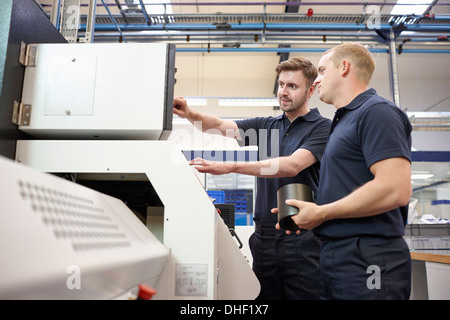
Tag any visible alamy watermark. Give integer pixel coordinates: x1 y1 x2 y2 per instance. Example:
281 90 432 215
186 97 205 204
64 5 80 30
66 265 81 290
365 5 381 30
65 264 382 293
169 121 281 175
366 265 381 290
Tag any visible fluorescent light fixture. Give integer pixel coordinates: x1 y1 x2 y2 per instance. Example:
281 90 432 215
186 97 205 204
125 0 173 15
219 98 279 107
411 173 434 179
390 0 433 15
407 112 450 120
146 1 173 15
185 98 208 106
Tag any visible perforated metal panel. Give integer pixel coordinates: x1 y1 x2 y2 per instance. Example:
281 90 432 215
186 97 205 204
18 179 132 252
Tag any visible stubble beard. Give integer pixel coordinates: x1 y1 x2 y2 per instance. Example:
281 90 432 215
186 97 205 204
278 94 308 113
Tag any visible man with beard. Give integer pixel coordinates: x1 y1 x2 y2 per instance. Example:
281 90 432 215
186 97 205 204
173 57 331 299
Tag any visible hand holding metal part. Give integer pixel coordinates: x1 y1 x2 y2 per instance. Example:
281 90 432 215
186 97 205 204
273 183 323 234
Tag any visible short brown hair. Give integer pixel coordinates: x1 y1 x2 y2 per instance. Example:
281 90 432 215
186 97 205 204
324 43 376 84
276 57 318 88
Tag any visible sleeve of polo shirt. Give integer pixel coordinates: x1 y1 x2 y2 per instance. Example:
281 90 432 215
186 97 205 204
234 117 264 147
300 118 332 162
358 103 412 168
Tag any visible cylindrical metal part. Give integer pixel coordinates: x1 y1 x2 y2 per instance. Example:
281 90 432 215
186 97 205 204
277 183 313 231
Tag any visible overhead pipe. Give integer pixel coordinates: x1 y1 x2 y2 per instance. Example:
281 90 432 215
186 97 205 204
409 37 449 42
100 0 128 42
175 47 336 53
88 30 382 37
173 47 450 54
68 1 450 8
89 35 381 44
137 0 151 25
81 29 450 53
82 22 450 32
85 29 382 37
87 29 381 41
400 48 450 53
83 30 448 41
387 29 401 108
155 1 448 6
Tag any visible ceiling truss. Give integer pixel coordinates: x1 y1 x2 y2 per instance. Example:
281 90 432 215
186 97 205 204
37 1 450 50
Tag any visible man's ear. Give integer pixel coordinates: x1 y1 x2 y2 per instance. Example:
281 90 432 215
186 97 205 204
341 60 351 77
307 83 315 98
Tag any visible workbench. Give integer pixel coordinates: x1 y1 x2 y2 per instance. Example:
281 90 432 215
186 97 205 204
410 251 450 300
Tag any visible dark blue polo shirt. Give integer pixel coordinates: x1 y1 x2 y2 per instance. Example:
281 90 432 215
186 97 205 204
314 89 412 238
235 108 331 226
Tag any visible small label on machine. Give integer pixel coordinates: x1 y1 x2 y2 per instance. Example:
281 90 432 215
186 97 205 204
175 263 207 296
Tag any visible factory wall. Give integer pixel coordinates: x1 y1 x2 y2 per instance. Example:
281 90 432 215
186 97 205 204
174 51 450 122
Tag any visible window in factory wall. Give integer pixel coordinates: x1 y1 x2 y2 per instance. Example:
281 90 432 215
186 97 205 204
410 160 450 224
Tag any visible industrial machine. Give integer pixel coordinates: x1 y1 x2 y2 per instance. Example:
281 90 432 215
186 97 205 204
14 138 260 300
0 1 259 299
16 42 174 140
0 155 169 300
4 40 260 300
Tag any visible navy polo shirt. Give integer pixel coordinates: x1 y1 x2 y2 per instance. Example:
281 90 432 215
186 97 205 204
314 89 412 238
235 108 331 226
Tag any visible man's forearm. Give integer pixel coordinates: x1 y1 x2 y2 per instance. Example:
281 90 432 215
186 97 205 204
192 149 316 177
187 109 219 130
230 157 308 178
186 109 238 136
319 158 411 223
320 180 405 222
229 160 276 178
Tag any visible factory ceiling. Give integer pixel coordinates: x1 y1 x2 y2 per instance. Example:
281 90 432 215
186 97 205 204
36 1 450 124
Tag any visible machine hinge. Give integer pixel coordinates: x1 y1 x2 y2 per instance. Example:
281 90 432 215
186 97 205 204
19 42 38 67
12 101 32 126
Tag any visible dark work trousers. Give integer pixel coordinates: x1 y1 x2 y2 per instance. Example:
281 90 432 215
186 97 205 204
249 224 321 300
319 236 411 300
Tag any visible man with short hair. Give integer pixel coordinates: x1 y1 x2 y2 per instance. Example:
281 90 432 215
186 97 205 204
174 57 331 299
278 43 412 300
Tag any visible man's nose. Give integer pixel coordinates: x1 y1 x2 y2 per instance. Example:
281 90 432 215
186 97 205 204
314 76 321 86
279 86 288 96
